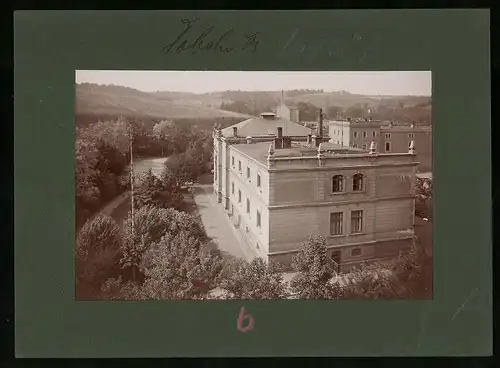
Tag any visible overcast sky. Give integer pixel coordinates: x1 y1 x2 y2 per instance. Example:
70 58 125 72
75 70 431 96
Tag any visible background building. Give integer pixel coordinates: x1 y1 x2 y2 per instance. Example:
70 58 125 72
213 111 420 272
329 119 432 173
275 91 300 123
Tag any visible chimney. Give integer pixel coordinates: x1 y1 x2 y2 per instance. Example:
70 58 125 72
233 127 238 137
369 141 377 154
260 112 277 120
409 140 416 154
282 136 292 149
246 136 252 144
277 127 283 138
318 109 324 138
307 134 312 145
312 135 318 147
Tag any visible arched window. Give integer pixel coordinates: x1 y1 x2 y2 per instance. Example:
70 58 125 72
332 175 344 193
352 174 364 192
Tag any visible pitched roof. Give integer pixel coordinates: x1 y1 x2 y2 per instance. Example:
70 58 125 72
221 114 312 138
283 103 298 110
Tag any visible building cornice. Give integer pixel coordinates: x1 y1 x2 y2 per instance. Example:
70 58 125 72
268 161 419 173
268 194 415 210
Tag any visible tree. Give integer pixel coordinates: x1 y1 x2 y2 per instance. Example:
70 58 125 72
344 104 366 119
415 177 433 219
326 106 343 119
340 262 405 299
219 258 287 299
290 235 342 299
341 241 428 300
105 231 223 300
162 152 200 187
134 169 183 210
391 241 428 298
75 136 101 225
152 120 171 156
120 205 207 276
296 101 319 121
75 215 122 299
140 231 223 299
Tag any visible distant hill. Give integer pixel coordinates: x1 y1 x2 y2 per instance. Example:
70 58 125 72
75 83 431 127
285 91 431 109
75 83 252 122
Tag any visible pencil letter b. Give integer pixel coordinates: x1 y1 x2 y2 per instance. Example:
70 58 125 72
237 307 254 333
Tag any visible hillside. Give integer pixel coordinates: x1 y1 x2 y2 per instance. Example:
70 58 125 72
286 91 431 109
75 83 252 121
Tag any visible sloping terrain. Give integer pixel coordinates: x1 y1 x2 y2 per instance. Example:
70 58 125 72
287 91 379 108
75 83 252 120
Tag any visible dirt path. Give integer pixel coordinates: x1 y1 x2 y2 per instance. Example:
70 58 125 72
91 157 169 223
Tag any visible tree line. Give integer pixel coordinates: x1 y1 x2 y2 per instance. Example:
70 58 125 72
221 98 431 125
75 117 213 228
78 206 430 301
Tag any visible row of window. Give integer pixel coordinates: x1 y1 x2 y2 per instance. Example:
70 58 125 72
352 132 415 139
332 130 415 140
232 184 262 228
348 141 413 152
332 174 364 193
232 156 261 188
330 210 364 236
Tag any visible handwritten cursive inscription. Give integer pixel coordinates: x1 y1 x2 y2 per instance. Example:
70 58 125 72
280 28 378 65
161 18 260 55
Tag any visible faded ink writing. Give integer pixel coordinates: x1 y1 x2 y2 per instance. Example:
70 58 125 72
161 18 260 55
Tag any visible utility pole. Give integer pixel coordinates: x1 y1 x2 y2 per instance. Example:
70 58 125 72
341 113 344 146
129 121 135 238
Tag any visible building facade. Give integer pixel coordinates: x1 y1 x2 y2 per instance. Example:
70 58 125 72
276 102 300 123
213 112 419 272
328 119 432 172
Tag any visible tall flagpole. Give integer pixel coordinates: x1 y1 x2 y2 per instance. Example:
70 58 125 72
129 121 135 237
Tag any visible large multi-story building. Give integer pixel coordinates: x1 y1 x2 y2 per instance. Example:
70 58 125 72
329 119 432 172
213 111 419 272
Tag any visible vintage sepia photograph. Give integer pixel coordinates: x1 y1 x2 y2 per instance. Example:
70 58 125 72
74 70 433 301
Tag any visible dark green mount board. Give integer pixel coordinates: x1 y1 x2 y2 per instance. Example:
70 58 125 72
14 10 491 357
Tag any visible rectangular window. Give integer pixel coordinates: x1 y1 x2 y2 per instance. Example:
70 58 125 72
353 131 358 138
372 131 376 137
363 131 367 138
351 210 364 234
256 210 261 227
353 144 358 148
408 133 414 139
385 133 391 139
247 167 250 179
330 212 343 235
408 141 412 147
385 142 391 152
362 144 367 150
257 174 261 187
238 190 241 203
232 156 234 166
351 248 362 257
231 182 234 194
238 161 241 172
246 198 250 213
